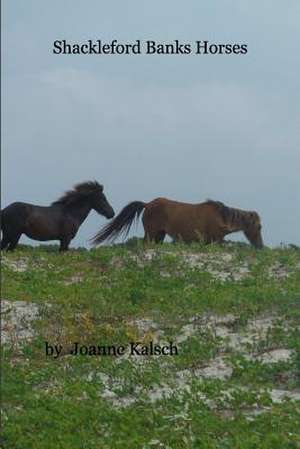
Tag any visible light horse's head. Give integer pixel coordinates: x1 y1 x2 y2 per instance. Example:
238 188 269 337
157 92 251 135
243 211 263 249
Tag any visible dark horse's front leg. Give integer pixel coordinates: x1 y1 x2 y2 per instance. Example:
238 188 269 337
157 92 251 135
59 237 71 252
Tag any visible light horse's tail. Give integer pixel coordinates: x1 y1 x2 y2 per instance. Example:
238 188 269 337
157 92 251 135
91 201 146 245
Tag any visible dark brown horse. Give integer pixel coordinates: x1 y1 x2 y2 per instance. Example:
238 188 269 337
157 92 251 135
1 181 114 251
92 198 263 248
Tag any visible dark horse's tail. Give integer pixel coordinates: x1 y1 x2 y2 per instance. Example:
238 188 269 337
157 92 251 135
91 201 146 245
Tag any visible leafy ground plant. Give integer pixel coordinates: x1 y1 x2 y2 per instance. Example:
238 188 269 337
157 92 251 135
1 243 300 448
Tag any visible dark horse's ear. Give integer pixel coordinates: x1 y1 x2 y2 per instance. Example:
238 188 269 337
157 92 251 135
96 182 103 192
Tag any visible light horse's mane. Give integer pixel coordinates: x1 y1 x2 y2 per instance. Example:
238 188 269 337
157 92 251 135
52 181 103 206
205 200 260 229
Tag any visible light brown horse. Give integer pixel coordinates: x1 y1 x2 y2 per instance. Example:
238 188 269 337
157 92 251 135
92 198 263 248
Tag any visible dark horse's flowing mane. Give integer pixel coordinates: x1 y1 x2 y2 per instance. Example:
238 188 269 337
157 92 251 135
52 181 103 206
205 200 260 228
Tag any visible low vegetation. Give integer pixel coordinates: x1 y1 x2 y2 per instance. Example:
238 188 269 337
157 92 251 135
1 241 300 448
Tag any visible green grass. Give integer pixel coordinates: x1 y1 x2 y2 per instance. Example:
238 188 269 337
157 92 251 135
1 242 300 448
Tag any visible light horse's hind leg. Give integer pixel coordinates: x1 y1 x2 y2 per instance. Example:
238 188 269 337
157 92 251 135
143 230 166 243
154 231 166 243
143 231 152 243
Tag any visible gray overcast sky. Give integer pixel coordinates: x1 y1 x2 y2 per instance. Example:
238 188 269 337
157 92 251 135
2 0 300 247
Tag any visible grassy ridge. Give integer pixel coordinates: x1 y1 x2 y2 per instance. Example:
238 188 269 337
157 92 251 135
2 242 300 448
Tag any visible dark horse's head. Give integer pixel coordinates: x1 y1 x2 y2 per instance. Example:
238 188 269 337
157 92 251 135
243 211 263 249
85 182 115 218
53 181 115 218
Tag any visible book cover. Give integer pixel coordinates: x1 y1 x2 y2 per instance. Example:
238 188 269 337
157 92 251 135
2 1 300 448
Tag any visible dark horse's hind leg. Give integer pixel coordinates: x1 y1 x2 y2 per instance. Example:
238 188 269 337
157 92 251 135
1 235 10 250
6 233 22 251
